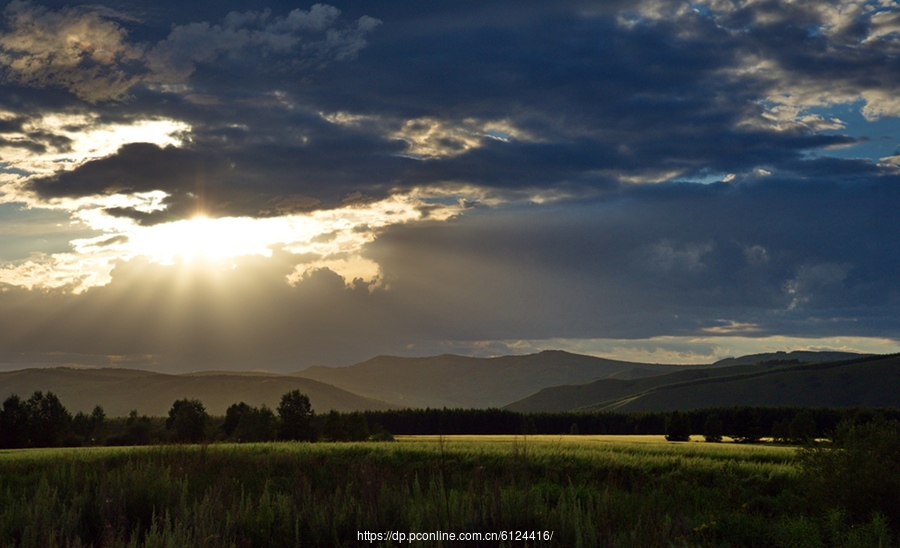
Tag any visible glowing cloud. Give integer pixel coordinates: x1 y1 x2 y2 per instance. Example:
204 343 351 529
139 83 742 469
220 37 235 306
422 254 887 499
0 112 189 184
0 190 468 293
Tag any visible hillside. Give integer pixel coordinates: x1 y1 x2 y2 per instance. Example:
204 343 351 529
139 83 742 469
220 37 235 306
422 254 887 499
711 350 864 367
293 350 689 409
0 368 395 417
506 354 899 413
505 359 808 412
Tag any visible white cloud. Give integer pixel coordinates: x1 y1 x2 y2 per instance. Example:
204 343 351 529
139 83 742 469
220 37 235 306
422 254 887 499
1 113 188 176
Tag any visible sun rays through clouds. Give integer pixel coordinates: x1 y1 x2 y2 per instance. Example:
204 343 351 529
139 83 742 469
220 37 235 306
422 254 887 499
1 0 899 369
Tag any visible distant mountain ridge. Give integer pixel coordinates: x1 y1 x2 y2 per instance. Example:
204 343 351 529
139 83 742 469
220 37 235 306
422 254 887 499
0 350 880 416
506 353 899 413
0 368 395 417
711 350 864 367
293 350 692 409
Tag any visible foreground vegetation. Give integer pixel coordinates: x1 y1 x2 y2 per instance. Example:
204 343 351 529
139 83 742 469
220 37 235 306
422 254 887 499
1 421 898 547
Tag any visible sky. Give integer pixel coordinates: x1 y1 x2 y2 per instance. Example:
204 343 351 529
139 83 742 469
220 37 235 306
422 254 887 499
1 0 899 372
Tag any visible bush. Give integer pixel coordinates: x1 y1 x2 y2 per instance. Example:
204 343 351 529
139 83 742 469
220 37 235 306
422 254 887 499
798 416 900 535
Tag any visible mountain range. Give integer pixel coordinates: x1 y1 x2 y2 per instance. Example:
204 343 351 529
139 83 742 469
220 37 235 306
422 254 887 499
0 367 392 417
1 350 893 416
506 353 896 412
292 350 689 409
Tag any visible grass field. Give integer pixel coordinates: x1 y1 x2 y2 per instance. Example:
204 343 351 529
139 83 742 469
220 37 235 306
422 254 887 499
0 435 888 547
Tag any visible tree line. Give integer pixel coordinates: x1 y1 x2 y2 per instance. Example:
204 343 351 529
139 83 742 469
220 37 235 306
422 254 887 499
0 390 383 448
3 390 897 449
362 406 900 441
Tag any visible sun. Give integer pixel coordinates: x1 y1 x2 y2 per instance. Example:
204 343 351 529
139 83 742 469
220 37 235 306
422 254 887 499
125 214 284 265
2 191 467 293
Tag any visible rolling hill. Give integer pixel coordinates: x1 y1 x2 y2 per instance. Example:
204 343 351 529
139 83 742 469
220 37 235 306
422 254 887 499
710 350 864 367
0 368 395 417
505 353 900 413
293 350 692 409
1 350 882 417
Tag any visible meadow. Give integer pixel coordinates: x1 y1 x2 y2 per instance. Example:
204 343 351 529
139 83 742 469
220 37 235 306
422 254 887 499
0 435 891 547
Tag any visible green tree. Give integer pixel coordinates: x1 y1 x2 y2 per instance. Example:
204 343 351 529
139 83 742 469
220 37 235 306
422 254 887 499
166 399 209 443
789 410 817 444
72 411 92 441
771 418 790 444
703 414 723 442
665 411 691 442
234 405 278 443
89 405 106 442
731 408 764 443
345 412 370 441
25 391 72 447
324 410 348 441
0 395 29 449
222 402 251 438
124 410 154 445
520 416 537 435
278 390 314 441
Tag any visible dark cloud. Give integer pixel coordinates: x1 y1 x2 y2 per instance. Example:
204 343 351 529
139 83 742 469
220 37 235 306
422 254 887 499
2 1 899 367
2 174 897 370
5 0 892 215
367 175 900 340
25 142 229 221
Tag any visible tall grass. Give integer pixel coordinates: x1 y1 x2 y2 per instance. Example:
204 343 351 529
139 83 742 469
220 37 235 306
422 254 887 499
0 435 864 547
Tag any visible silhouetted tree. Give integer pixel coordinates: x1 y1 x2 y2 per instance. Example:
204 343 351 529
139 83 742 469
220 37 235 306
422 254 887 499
90 405 106 441
235 405 278 442
520 416 537 435
222 402 252 438
665 411 691 442
703 414 723 443
789 410 817 444
0 395 29 449
345 412 370 441
324 410 348 441
278 390 314 441
25 391 72 447
771 419 790 444
731 408 764 443
166 399 209 443
123 410 154 445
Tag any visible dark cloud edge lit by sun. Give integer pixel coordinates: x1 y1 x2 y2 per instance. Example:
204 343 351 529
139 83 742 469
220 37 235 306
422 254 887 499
0 0 898 371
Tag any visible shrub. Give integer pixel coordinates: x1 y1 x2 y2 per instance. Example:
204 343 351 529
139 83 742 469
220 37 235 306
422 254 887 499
798 417 900 535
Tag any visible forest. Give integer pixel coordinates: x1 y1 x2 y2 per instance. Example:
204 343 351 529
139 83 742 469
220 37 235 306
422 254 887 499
2 388 898 448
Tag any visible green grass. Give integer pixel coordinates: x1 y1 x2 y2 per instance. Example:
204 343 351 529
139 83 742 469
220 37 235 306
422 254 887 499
0 435 865 547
